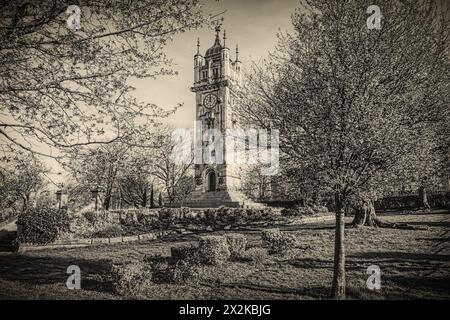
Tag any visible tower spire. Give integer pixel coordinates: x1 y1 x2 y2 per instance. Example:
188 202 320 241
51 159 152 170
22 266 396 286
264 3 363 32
235 44 240 62
214 24 221 45
213 16 224 45
196 37 200 55
223 29 227 48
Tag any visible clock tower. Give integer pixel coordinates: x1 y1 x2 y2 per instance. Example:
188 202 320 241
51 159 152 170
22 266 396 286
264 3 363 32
180 25 260 208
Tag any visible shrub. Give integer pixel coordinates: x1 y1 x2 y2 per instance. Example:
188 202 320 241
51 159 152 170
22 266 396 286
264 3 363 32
201 207 278 227
198 235 230 265
70 210 121 238
158 207 191 226
171 259 202 284
146 249 201 284
203 208 219 226
240 247 267 265
83 211 97 224
310 204 329 214
146 254 173 284
225 233 247 259
171 245 200 264
108 208 160 229
261 228 297 254
91 225 123 238
119 211 140 226
111 262 152 298
17 208 71 244
281 205 315 217
245 207 279 222
224 208 248 225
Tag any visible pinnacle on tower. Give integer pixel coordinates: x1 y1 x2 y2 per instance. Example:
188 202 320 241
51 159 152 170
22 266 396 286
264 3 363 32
223 29 227 48
214 24 221 45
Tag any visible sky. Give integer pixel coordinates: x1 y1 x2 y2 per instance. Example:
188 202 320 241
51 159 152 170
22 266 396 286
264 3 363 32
38 0 302 186
131 0 300 130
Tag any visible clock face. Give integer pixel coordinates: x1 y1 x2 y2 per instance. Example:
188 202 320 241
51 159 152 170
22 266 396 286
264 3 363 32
203 93 218 109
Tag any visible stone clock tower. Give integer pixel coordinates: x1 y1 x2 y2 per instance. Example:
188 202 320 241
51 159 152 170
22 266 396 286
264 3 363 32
180 25 261 208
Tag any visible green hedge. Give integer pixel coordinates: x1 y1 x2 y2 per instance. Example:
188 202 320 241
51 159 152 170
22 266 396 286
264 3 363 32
17 208 71 244
145 249 202 285
198 235 231 265
225 233 247 259
107 207 280 230
67 206 281 239
203 207 279 226
261 228 297 254
281 204 329 217
111 262 152 298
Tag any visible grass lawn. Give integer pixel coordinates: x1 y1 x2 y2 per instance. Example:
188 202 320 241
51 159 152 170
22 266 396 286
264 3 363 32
0 211 449 300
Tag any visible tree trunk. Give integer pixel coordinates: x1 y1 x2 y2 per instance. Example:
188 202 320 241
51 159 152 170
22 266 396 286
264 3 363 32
142 187 147 208
103 188 112 210
158 192 163 208
22 196 28 211
351 199 427 230
331 193 346 299
150 184 154 208
418 186 430 209
351 200 377 227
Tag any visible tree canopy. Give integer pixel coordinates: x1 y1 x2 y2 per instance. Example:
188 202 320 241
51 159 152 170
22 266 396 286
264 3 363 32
0 0 206 157
237 0 449 299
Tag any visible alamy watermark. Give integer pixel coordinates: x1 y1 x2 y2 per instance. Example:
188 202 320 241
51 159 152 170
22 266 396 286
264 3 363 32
366 265 381 290
170 121 279 176
367 5 382 30
66 265 81 290
66 5 81 30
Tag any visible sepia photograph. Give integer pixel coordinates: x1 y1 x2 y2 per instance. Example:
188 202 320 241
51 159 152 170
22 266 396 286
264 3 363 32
0 0 449 309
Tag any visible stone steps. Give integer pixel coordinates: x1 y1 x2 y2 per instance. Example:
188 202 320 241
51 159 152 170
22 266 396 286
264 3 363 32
171 189 267 209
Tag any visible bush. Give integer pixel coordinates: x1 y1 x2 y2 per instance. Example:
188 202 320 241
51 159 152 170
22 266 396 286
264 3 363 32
17 208 71 244
310 204 329 214
146 248 201 284
202 207 279 227
146 255 173 284
171 245 200 263
70 210 121 238
281 205 315 217
261 228 297 254
220 207 248 225
82 211 97 224
171 259 202 284
246 207 280 222
111 262 152 298
158 207 191 225
198 235 230 265
203 208 219 226
91 225 123 238
240 247 267 265
225 233 247 259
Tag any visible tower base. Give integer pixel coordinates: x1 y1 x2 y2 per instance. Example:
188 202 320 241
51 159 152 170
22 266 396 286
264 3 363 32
171 190 265 209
